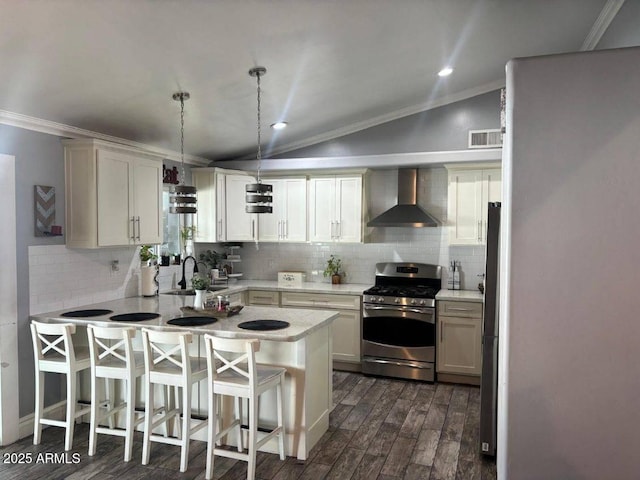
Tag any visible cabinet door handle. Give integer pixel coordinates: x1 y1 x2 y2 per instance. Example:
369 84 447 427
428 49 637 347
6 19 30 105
330 221 335 239
218 219 223 239
448 307 473 312
136 216 141 241
251 219 256 239
336 221 341 239
130 217 136 240
284 220 288 239
440 324 444 343
478 220 482 241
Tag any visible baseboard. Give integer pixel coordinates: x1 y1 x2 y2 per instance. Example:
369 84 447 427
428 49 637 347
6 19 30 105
18 400 68 440
436 372 481 386
333 361 361 373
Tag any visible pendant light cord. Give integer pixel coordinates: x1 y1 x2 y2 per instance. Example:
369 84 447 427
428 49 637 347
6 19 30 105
256 71 262 184
180 95 186 186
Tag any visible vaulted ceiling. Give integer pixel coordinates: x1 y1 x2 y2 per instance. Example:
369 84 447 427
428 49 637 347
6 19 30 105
0 0 628 163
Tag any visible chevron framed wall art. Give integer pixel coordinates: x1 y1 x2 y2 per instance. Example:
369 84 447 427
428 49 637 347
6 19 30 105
34 185 60 237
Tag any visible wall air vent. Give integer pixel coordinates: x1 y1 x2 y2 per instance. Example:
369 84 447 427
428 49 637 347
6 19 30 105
468 129 503 149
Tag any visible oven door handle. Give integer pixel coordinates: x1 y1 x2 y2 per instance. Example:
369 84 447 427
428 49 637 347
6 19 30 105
362 357 433 370
364 305 432 315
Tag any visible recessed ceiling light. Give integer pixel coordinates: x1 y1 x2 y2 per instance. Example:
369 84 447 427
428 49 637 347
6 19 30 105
438 66 453 77
271 122 288 130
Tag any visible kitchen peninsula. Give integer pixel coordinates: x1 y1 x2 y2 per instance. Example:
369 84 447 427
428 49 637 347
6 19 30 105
30 295 338 460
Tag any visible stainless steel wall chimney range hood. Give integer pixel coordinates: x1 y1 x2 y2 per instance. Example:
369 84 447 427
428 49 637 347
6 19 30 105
367 168 441 227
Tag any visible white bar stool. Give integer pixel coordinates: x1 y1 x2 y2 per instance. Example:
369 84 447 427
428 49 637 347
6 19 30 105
30 320 91 451
140 328 208 472
203 336 286 480
87 325 145 461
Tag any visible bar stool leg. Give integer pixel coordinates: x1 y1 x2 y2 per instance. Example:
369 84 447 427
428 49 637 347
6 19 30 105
180 385 191 472
235 397 243 452
277 379 285 460
142 381 154 465
33 372 44 445
124 376 135 462
65 371 77 451
205 391 216 480
89 368 99 456
247 395 258 480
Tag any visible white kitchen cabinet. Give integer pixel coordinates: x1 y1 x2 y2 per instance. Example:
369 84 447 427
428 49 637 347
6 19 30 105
64 139 163 248
281 291 361 364
247 290 280 306
437 300 482 376
258 177 307 242
308 174 364 243
446 164 501 245
192 168 226 243
192 169 257 243
225 174 258 242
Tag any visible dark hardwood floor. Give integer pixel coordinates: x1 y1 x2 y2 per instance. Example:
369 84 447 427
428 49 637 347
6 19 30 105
0 372 496 480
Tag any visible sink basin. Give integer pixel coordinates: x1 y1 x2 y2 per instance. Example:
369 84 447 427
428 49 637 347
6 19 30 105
167 316 218 327
110 312 160 322
61 309 113 318
162 286 228 296
237 320 290 331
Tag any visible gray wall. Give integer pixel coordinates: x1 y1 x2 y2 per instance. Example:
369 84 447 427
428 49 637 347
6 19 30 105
502 47 640 479
0 125 66 416
0 124 190 417
274 90 501 159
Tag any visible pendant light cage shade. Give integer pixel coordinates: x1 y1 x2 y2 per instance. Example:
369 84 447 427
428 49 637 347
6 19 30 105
245 66 273 214
170 91 197 214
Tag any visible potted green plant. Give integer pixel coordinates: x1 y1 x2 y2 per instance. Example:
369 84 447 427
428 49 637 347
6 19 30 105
199 249 221 270
191 274 210 310
323 255 343 285
139 245 158 266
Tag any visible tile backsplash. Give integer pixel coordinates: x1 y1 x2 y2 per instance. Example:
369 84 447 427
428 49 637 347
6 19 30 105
28 245 193 314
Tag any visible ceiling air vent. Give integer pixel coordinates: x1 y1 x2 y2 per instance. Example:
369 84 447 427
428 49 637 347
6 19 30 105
468 129 503 149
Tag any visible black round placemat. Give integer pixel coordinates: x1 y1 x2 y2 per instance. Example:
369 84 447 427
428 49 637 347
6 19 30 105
61 309 113 318
109 312 160 322
167 317 218 327
237 320 290 331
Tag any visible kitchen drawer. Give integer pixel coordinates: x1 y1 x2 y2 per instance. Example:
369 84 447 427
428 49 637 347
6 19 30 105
438 300 483 318
247 290 280 306
280 292 360 311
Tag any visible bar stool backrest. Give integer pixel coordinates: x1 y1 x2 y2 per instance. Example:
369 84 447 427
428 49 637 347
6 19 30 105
141 328 193 385
204 336 260 392
87 325 137 374
30 321 77 369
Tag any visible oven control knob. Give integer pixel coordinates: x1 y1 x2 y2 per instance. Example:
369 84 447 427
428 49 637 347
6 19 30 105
394 297 400 303
410 299 417 305
419 300 426 306
377 297 385 303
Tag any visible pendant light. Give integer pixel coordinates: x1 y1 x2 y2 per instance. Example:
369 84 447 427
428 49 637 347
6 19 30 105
170 92 197 214
245 66 273 214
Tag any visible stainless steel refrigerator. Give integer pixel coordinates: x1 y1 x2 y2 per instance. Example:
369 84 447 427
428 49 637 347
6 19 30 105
479 201 500 456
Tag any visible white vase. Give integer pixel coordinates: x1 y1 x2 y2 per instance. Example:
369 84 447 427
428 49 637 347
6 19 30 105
194 289 206 310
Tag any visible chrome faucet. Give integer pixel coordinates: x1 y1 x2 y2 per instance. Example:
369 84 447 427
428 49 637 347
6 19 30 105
178 255 199 290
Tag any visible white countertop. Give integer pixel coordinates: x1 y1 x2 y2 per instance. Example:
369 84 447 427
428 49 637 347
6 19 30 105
30 295 338 342
436 289 484 303
210 279 371 296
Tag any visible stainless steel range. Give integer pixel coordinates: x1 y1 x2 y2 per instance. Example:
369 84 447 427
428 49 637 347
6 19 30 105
362 262 442 382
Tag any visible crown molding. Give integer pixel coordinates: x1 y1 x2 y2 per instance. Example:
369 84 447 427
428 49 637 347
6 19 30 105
215 148 503 172
581 0 625 51
0 110 210 166
248 78 506 160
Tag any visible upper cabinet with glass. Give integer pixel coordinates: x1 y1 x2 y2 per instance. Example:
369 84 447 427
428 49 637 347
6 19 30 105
64 139 163 248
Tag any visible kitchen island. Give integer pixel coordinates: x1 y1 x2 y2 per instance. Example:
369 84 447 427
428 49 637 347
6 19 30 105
30 295 338 460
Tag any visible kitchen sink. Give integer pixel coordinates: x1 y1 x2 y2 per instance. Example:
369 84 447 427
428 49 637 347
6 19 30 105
162 286 228 296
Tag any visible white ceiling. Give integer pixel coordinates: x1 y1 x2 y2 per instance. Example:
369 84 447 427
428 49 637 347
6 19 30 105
0 0 620 162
